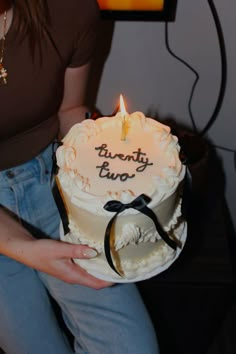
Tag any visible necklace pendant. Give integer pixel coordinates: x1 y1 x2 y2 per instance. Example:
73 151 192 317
0 62 7 85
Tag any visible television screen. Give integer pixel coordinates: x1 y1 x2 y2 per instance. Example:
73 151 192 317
97 0 177 21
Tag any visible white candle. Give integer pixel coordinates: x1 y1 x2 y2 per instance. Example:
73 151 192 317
119 94 128 141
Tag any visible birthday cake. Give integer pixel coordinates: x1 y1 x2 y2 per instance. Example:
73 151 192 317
56 109 187 282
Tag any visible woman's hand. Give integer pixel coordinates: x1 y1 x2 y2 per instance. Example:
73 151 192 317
0 208 112 289
18 238 113 289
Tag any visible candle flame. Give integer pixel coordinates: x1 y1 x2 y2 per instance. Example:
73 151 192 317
120 94 127 116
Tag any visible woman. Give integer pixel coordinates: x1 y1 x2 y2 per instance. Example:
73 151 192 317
0 1 159 353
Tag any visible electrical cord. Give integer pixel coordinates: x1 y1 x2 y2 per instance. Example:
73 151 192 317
164 0 227 137
200 0 227 137
164 21 199 133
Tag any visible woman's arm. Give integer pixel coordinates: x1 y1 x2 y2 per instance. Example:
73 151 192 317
0 207 112 289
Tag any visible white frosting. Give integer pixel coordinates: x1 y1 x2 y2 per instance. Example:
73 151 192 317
56 112 186 281
57 112 185 212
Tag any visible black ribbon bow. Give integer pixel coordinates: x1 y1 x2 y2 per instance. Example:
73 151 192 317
103 193 179 277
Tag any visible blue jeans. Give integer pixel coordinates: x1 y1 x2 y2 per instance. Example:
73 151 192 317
0 144 159 354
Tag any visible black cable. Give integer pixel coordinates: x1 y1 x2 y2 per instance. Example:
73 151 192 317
164 22 199 133
200 0 227 136
164 0 227 137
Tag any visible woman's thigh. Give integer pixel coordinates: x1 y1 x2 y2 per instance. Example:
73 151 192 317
39 272 159 354
0 256 73 354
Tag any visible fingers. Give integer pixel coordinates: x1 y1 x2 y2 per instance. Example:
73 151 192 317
61 259 114 289
52 242 114 288
49 240 98 260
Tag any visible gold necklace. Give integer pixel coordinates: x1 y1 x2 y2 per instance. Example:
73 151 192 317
0 11 8 85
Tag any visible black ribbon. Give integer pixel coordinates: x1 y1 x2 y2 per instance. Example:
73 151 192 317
51 142 70 235
180 167 192 220
103 193 179 277
178 138 193 221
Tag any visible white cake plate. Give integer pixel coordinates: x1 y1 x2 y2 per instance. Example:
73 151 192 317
60 222 187 283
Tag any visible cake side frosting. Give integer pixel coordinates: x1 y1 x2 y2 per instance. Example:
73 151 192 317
59 185 182 252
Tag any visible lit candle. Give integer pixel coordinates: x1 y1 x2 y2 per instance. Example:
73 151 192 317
120 94 128 141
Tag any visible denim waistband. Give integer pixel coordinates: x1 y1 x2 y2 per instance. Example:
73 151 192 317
0 143 55 188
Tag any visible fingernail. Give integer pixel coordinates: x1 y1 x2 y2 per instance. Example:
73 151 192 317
82 249 97 258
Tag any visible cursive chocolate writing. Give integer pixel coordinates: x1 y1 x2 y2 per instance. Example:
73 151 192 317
96 161 135 181
95 144 153 172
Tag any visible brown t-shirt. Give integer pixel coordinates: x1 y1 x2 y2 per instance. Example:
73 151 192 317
0 0 100 170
